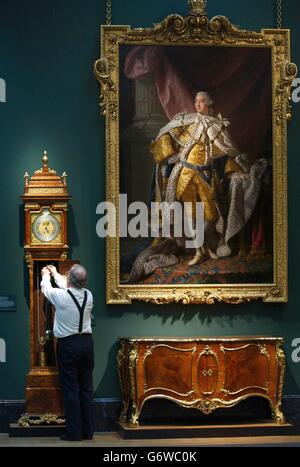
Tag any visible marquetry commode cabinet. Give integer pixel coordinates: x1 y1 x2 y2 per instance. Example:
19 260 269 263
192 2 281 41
117 336 285 427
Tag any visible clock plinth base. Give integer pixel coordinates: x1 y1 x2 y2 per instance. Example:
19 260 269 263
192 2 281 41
9 422 66 437
17 413 65 428
25 368 64 415
8 419 66 438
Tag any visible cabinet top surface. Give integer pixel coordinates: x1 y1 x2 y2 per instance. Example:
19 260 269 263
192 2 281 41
118 336 283 342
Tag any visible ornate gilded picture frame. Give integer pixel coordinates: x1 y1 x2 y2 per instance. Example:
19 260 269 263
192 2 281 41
94 1 297 305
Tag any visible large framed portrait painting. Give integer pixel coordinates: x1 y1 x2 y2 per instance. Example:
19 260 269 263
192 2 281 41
94 2 297 304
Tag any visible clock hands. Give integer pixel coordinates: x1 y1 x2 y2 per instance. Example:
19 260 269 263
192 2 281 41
43 222 50 234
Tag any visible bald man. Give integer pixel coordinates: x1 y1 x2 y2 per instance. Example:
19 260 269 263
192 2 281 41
41 264 95 441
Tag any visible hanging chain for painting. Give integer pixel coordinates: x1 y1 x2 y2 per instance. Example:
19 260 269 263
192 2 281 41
107 0 283 28
277 0 282 28
106 0 112 25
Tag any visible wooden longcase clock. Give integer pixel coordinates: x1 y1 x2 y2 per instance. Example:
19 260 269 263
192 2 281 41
20 152 74 426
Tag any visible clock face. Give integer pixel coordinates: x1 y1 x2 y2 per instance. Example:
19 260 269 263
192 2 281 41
32 209 61 242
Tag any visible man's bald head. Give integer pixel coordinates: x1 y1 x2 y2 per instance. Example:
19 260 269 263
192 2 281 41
68 265 88 289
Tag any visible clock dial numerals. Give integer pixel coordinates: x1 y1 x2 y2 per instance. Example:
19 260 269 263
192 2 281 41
32 209 61 242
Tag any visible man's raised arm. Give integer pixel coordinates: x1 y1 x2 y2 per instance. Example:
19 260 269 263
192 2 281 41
47 265 67 289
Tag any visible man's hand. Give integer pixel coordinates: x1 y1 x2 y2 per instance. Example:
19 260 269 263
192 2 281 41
47 265 57 276
41 267 50 276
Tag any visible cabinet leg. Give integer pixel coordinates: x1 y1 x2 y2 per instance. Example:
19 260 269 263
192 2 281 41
129 403 140 427
272 406 286 425
128 343 139 427
119 401 130 423
117 341 131 423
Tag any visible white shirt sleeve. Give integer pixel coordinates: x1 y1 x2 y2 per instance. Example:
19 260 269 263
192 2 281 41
40 274 64 307
53 272 67 290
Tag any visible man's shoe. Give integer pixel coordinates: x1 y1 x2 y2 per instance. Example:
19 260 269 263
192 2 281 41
82 436 93 440
60 434 82 441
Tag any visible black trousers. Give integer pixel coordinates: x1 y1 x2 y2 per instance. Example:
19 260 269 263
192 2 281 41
57 334 95 439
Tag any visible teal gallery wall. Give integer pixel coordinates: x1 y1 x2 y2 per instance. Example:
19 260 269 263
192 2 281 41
0 0 300 401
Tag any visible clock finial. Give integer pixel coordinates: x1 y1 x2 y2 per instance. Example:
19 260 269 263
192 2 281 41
62 171 68 186
42 150 48 169
24 172 29 187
